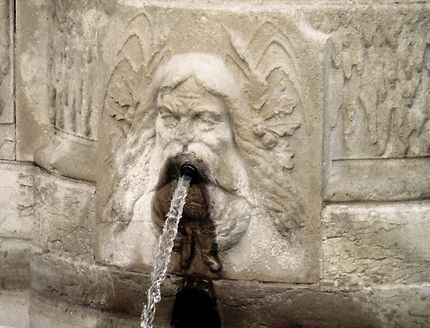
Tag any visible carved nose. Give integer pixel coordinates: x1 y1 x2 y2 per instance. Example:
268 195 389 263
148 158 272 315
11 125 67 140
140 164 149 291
176 120 194 145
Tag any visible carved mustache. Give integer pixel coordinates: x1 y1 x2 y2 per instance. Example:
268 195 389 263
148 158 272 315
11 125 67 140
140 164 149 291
155 153 240 196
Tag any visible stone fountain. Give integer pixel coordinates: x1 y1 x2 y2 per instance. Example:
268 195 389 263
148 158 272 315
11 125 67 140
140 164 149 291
1 1 430 327
95 10 324 324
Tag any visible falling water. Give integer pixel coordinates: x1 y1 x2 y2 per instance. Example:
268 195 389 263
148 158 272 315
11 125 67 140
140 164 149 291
140 175 191 328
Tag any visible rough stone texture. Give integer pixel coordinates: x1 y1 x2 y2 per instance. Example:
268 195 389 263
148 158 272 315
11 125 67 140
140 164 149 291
30 250 175 325
33 170 95 262
95 2 325 284
29 250 430 328
0 290 29 328
0 1 15 161
1 1 430 327
0 125 15 160
322 202 430 286
0 163 33 291
46 0 102 141
31 251 111 310
15 0 53 161
0 238 31 290
30 295 138 328
214 281 430 328
0 0 13 124
0 163 34 239
33 0 102 182
308 4 430 202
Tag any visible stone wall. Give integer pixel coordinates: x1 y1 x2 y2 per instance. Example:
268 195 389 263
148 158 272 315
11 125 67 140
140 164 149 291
0 1 429 327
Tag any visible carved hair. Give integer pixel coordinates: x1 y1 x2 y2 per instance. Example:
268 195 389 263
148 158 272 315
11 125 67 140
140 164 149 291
106 52 302 236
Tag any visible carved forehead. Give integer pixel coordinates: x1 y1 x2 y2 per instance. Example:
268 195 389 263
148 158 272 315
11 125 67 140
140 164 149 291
157 77 227 115
153 53 242 101
159 77 211 99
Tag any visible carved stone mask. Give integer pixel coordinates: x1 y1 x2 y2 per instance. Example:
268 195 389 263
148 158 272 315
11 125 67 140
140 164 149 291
97 13 321 282
149 54 253 269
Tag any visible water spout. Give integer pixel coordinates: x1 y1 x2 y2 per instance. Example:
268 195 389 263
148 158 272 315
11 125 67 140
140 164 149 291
180 163 199 184
140 170 192 328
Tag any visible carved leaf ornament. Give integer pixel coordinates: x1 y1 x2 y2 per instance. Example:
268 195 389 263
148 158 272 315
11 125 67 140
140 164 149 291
105 16 303 169
103 14 306 236
227 22 303 170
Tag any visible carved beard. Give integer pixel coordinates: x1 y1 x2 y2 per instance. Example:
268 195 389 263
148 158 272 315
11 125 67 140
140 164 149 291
150 140 253 251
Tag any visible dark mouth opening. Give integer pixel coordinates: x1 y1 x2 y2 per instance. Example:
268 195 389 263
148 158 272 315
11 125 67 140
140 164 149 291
157 156 209 188
180 163 199 182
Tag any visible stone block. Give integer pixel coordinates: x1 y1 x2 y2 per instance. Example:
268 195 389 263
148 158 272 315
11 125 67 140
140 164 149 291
322 203 430 286
306 4 430 201
30 295 138 328
96 1 326 284
29 252 430 328
33 0 102 182
215 281 380 328
0 162 34 240
15 0 53 161
0 238 31 290
362 285 430 328
33 170 96 262
0 0 14 124
31 251 111 309
34 132 98 182
214 280 430 328
0 290 29 328
0 124 15 160
30 249 178 320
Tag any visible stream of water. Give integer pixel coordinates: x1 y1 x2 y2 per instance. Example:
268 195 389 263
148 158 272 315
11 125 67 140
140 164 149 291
140 175 191 328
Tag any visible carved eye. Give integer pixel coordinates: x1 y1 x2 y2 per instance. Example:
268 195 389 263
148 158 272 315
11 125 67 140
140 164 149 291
193 110 220 131
158 106 179 128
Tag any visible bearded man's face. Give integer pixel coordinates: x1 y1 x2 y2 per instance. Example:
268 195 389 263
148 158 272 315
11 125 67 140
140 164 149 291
151 76 252 268
154 77 234 166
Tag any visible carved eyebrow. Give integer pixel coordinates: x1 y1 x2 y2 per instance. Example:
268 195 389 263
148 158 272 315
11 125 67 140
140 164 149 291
194 109 223 121
156 105 173 115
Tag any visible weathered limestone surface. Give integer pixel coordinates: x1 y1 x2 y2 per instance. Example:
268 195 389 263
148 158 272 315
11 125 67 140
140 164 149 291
0 0 13 125
308 4 430 201
0 163 34 239
0 290 29 328
33 170 95 262
0 1 15 160
29 250 430 328
323 203 430 286
215 281 430 328
95 1 325 284
1 1 430 328
33 0 102 181
15 0 53 161
0 238 31 290
0 124 15 160
30 295 138 328
0 163 33 291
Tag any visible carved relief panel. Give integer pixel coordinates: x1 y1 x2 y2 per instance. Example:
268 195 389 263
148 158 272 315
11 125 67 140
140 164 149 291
0 0 12 123
0 0 14 159
34 0 107 181
316 7 430 201
96 6 327 283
